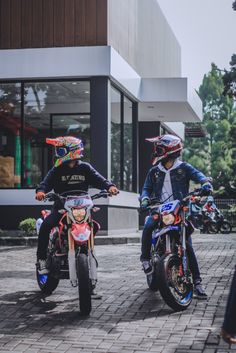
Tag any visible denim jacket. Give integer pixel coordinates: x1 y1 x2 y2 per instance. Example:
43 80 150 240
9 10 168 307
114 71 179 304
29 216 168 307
141 162 208 201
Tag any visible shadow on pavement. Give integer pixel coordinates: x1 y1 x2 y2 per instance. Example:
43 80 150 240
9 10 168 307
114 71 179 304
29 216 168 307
0 287 173 336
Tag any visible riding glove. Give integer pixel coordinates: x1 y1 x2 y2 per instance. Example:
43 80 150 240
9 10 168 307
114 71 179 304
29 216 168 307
35 191 46 201
140 197 150 209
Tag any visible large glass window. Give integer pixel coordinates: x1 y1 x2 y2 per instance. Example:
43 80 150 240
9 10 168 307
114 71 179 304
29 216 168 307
23 81 90 187
0 80 90 188
111 86 121 188
123 96 133 191
110 85 135 192
0 83 21 188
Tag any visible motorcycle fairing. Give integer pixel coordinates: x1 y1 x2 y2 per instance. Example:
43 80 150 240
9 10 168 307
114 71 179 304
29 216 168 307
64 195 93 210
160 200 180 215
71 223 91 244
152 225 180 239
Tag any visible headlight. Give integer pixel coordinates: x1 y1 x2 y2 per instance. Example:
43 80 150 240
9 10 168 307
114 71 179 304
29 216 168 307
72 208 86 221
162 213 175 225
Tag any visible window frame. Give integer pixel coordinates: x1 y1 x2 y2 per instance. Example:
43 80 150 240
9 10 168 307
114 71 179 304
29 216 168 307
110 84 137 193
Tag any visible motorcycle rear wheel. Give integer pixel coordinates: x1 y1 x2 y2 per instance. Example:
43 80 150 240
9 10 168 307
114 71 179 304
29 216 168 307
220 221 232 234
158 254 193 311
77 252 91 315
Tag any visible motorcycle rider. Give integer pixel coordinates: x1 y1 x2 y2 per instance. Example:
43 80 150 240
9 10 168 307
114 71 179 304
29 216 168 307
202 196 219 216
201 196 220 232
140 134 213 298
35 136 119 274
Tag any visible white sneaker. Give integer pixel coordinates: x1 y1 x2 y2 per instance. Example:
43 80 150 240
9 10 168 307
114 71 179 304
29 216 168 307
37 259 49 275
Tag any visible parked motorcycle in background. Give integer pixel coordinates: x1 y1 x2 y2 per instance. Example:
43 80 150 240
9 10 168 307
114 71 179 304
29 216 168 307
188 195 232 234
141 189 204 312
202 210 232 234
36 189 109 315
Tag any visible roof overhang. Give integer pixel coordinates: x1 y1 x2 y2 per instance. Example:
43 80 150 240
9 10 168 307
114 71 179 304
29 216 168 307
0 45 202 122
138 78 202 123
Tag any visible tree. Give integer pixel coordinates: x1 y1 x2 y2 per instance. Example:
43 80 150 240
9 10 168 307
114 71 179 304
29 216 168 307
222 54 236 99
222 2 236 97
183 64 236 197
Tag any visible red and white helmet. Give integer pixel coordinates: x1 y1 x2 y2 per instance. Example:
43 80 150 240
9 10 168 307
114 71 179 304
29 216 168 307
146 134 183 165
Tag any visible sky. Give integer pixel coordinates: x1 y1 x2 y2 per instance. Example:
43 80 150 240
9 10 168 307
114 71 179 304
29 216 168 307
157 0 236 91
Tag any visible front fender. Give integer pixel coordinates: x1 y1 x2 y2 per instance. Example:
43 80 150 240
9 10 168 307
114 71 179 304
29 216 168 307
71 223 91 244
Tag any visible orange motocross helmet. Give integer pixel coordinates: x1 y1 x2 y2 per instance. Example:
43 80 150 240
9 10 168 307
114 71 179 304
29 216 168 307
46 136 84 167
146 134 183 165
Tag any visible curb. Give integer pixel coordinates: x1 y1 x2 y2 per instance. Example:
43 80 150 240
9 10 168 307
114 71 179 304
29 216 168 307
0 234 141 246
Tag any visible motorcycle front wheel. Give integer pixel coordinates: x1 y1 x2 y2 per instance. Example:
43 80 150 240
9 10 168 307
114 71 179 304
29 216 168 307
220 221 232 234
77 252 91 315
158 254 193 311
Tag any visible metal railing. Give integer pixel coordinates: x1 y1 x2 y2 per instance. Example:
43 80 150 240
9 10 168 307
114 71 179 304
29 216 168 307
214 199 236 227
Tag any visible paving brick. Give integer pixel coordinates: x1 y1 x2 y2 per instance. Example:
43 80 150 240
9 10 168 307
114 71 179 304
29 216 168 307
0 233 236 353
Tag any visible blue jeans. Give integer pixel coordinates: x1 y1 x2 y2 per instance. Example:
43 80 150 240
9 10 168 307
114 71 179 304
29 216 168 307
141 215 202 284
37 210 62 260
222 266 236 334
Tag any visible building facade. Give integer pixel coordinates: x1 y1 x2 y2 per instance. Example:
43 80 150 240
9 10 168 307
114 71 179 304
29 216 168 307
0 0 202 232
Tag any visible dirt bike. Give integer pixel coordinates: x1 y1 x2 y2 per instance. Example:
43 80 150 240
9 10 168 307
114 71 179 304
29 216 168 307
203 211 232 234
142 189 203 312
36 189 109 315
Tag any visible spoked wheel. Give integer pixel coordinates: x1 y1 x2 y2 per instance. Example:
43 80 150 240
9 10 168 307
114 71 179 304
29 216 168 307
207 222 218 234
77 253 91 315
220 221 232 234
158 254 193 311
36 269 59 295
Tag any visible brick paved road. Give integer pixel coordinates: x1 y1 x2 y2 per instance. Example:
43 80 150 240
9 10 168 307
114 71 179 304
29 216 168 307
0 233 236 353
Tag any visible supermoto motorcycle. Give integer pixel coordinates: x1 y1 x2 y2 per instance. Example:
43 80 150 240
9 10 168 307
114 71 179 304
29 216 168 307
36 189 109 315
143 189 203 312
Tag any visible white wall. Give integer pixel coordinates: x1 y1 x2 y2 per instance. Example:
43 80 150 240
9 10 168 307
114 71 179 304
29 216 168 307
108 0 181 78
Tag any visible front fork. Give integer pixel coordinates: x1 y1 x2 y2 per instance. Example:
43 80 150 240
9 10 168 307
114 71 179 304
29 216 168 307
180 211 189 279
67 217 98 288
88 226 98 288
67 216 77 287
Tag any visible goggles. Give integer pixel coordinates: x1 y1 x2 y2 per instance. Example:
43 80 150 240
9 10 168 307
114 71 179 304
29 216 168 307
154 146 166 157
55 146 68 158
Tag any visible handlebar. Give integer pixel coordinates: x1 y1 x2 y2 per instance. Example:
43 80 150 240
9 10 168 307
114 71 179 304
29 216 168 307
91 190 111 200
44 190 113 202
139 188 205 213
44 192 62 202
182 188 202 203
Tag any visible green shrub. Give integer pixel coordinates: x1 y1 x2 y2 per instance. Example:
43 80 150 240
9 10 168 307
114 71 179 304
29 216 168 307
229 204 236 213
19 218 36 234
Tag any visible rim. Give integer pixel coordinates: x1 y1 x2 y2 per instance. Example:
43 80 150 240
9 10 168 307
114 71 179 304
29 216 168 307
167 259 192 305
37 273 49 285
221 222 231 234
